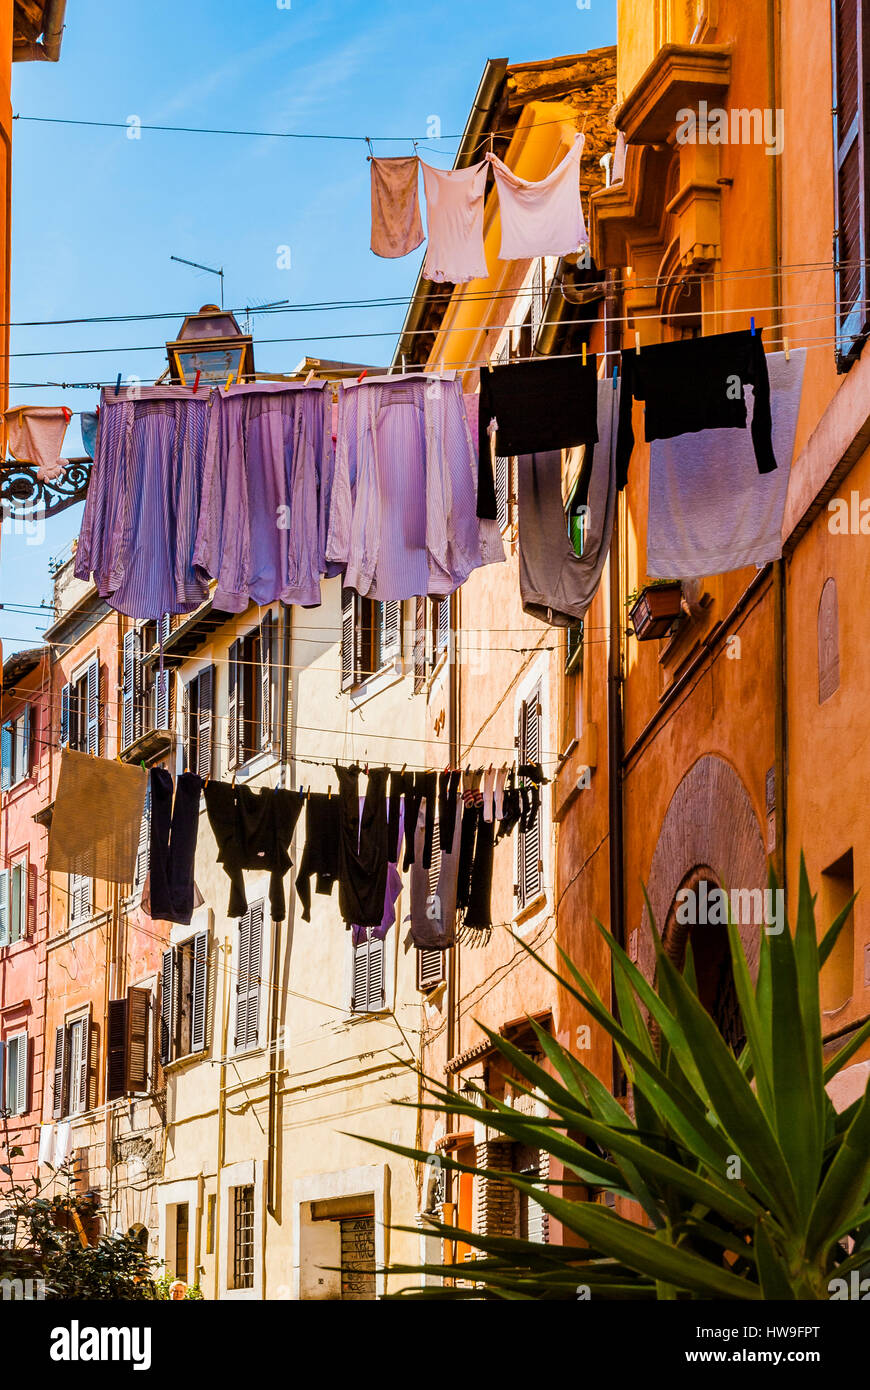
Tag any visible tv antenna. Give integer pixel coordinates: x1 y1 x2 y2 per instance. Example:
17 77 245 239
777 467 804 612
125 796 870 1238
170 255 225 308
242 299 291 334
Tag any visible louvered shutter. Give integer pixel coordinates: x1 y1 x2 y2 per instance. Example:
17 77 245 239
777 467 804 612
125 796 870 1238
517 687 543 908
122 630 142 750
436 597 450 658
60 683 71 748
85 658 100 756
78 1011 90 1114
413 596 428 692
530 259 545 344
0 1039 5 1111
351 937 369 1013
0 722 11 790
106 997 128 1101
190 931 208 1052
495 454 510 531
70 873 91 926
125 987 151 1093
417 949 445 990
259 613 273 752
381 601 402 666
9 862 23 943
834 0 870 364
135 784 150 892
182 679 192 771
0 869 8 947
235 903 262 1050
227 641 240 771
367 936 385 1011
160 949 174 1065
341 589 359 691
52 1025 66 1118
15 1034 28 1116
197 666 215 779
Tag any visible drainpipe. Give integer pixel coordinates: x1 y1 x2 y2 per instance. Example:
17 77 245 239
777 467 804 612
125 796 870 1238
214 933 231 1300
267 609 292 1216
605 270 626 1098
768 0 787 897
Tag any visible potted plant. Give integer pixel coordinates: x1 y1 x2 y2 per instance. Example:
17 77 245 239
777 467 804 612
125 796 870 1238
627 578 683 641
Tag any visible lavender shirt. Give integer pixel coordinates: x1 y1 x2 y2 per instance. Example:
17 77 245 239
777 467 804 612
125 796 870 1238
193 382 334 612
75 386 210 620
326 374 504 600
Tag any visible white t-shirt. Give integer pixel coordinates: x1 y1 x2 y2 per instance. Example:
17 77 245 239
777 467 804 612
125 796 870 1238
421 160 489 284
487 133 587 260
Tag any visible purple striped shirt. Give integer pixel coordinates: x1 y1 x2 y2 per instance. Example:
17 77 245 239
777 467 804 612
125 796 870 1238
193 382 334 613
75 386 210 620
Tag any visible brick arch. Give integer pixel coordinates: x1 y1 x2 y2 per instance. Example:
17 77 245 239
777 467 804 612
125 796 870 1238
637 755 766 987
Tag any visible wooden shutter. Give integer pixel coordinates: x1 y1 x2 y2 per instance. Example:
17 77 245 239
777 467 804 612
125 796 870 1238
517 687 543 908
351 937 369 1013
70 873 92 926
495 454 510 531
60 682 71 748
0 869 8 947
197 666 215 779
16 1034 28 1116
227 641 241 771
85 658 100 756
417 948 445 991
122 629 141 750
160 949 174 1065
126 987 151 1093
530 259 545 343
341 588 359 691
436 597 450 658
106 997 128 1101
381 601 402 666
0 1039 5 1111
191 931 208 1053
259 613 273 752
134 784 150 892
236 902 262 1049
833 0 870 364
78 1011 90 1114
0 721 11 790
352 934 385 1012
52 1025 66 1118
413 596 428 692
9 861 23 943
19 705 31 781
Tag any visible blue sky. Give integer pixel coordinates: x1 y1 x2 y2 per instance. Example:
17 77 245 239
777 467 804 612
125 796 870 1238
2 0 615 648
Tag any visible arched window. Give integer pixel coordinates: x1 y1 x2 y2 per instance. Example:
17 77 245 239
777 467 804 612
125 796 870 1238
661 868 746 1053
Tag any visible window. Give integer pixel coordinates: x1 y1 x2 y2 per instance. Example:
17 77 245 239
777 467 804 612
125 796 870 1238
69 872 92 928
231 1185 255 1290
132 785 150 897
0 858 28 946
174 1203 189 1283
341 591 401 691
160 931 209 1064
412 596 449 693
339 1213 376 1300
833 0 870 365
350 931 386 1014
183 665 215 777
121 620 172 751
228 614 274 769
0 1033 28 1116
0 706 31 789
517 685 543 909
514 1144 549 1245
60 656 100 754
106 986 152 1099
205 1193 216 1255
51 1012 91 1119
234 902 263 1052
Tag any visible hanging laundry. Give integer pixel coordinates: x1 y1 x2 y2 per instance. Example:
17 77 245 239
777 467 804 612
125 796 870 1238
352 861 403 946
193 381 334 613
421 160 488 284
479 354 599 467
610 130 627 185
646 349 806 580
295 792 342 921
496 768 522 843
389 769 436 871
80 409 99 460
463 387 497 525
370 155 425 259
437 769 461 854
456 789 495 942
335 765 390 928
54 1121 71 1168
482 765 497 822
409 797 462 951
493 764 509 823
616 328 776 490
486 133 587 260
5 405 71 481
518 377 619 626
75 386 211 620
38 1123 55 1166
46 750 147 884
204 781 304 922
145 769 203 925
326 373 504 600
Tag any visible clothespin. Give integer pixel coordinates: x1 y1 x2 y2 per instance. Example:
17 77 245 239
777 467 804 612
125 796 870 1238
750 316 756 337
304 369 315 385
306 784 311 797
192 369 201 395
298 784 303 797
612 364 618 390
204 776 209 789
784 337 790 362
365 136 373 162
224 372 234 392
114 373 121 396
582 343 587 367
635 331 641 355
236 360 244 385
327 784 332 799
231 772 236 788
401 355 407 375
62 407 72 422
357 368 368 384
140 760 147 771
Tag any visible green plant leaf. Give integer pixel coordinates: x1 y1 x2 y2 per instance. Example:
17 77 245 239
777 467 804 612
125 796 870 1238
805 1083 870 1260
753 1217 796 1299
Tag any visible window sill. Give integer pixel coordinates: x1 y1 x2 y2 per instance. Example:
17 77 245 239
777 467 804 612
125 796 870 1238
349 661 403 709
232 749 279 783
161 1050 207 1074
0 935 30 955
514 893 547 930
49 908 112 949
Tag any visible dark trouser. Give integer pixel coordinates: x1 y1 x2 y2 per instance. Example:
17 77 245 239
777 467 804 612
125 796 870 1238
148 769 203 924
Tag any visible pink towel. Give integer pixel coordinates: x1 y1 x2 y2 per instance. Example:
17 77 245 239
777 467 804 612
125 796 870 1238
6 405 71 481
370 156 424 259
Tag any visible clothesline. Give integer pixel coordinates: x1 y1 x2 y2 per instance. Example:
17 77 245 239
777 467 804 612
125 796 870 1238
1 256 868 331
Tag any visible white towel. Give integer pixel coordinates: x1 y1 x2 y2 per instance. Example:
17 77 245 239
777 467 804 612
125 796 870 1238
646 349 806 579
